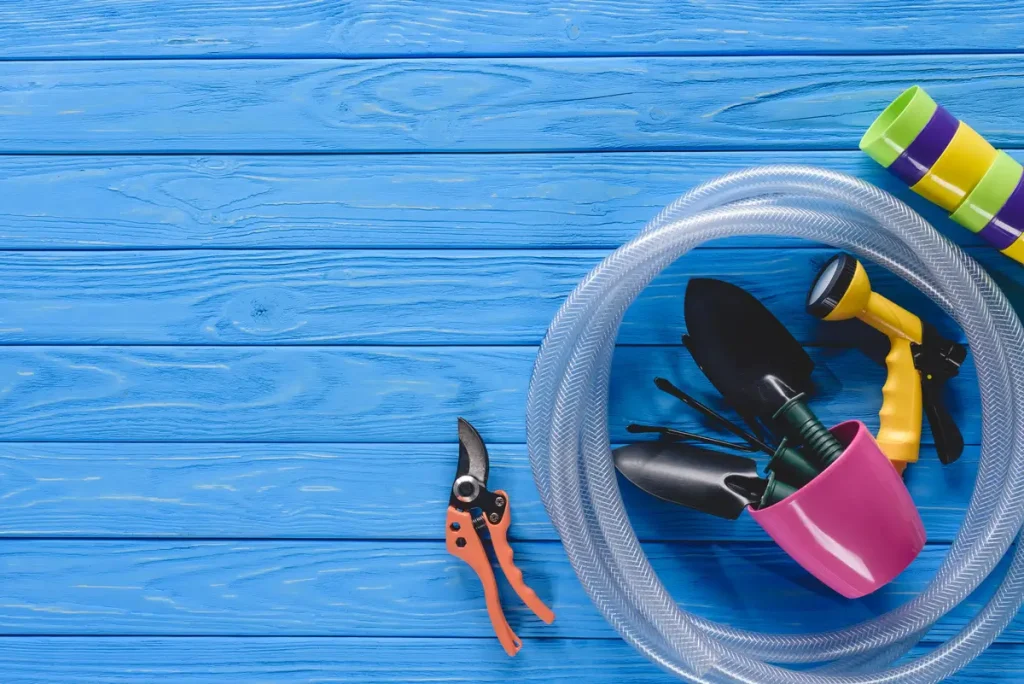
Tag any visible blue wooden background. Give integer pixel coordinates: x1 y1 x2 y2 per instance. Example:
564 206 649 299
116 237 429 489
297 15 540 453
1 2 1023 681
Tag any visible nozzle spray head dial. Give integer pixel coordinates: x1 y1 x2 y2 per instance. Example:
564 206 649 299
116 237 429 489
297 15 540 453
807 252 868 321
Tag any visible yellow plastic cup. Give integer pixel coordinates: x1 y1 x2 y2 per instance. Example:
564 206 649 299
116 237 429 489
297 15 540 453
950 151 1024 233
1000 236 1024 265
910 122 997 212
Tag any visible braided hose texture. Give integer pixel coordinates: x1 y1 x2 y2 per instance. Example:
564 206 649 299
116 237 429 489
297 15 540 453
526 166 1024 683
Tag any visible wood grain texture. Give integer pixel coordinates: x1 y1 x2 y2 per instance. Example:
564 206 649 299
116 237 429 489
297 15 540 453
0 247 965 345
0 152 989 250
0 441 975 542
2 4 1022 682
3 1 1023 59
0 540 1016 642
5 56 1024 153
0 345 979 443
0 638 1018 684
0 637 666 683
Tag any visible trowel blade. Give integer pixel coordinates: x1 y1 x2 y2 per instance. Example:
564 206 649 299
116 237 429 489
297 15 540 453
684 278 815 415
614 441 764 520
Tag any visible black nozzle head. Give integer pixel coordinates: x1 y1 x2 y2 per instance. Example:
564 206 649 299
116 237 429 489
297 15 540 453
807 253 857 319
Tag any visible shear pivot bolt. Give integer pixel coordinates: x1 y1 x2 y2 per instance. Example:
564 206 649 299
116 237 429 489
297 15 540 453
494 497 505 507
453 475 481 503
489 513 500 523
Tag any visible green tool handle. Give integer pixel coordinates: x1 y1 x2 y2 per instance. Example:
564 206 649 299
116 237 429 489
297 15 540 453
766 441 819 488
759 473 797 508
773 396 845 471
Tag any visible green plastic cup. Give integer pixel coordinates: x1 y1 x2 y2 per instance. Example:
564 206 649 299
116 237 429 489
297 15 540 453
950 150 1024 233
860 86 938 168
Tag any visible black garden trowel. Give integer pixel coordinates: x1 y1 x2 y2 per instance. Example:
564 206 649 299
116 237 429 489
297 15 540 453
614 440 796 518
615 377 805 513
614 279 844 517
683 278 843 474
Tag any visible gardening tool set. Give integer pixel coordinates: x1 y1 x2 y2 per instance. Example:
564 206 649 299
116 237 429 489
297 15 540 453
615 273 948 597
450 85 994 658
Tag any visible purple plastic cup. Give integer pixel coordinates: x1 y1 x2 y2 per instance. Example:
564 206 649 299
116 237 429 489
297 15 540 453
887 105 958 186
980 175 1024 250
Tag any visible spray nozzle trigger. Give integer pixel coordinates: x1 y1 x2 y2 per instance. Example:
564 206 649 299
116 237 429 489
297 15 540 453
912 324 967 464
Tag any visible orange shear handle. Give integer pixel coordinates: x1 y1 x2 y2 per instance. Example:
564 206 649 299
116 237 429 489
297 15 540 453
486 490 556 625
446 506 522 656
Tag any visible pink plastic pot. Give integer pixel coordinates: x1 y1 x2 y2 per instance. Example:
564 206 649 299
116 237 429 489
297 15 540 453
748 421 925 598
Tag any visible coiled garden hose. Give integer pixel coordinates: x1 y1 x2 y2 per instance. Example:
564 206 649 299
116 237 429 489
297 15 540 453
526 166 1024 683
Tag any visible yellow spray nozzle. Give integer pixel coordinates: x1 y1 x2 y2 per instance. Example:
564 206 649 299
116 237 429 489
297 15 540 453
808 254 923 343
807 254 923 470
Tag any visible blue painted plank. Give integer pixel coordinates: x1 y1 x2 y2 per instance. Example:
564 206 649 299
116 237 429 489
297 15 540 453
0 637 669 683
0 247 968 345
4 56 1024 153
3 1 1023 59
0 345 980 443
0 540 1016 643
0 637 1018 683
0 441 976 542
0 152 993 250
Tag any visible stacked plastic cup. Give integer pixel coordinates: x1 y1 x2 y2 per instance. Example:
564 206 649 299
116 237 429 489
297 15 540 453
861 86 1024 264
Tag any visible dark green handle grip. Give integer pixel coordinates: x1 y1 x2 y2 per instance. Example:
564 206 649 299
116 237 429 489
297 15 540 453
759 473 797 508
766 442 819 487
773 397 845 471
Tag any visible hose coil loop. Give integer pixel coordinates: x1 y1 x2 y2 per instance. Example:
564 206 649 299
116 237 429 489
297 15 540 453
527 166 1024 683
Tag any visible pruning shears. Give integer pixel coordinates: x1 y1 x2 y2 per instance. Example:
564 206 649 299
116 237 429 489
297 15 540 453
446 418 555 656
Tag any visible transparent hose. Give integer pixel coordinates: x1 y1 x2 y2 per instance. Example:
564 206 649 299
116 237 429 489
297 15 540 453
526 166 1024 683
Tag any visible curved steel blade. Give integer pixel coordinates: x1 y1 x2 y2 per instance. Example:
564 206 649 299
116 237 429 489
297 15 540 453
457 417 489 485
